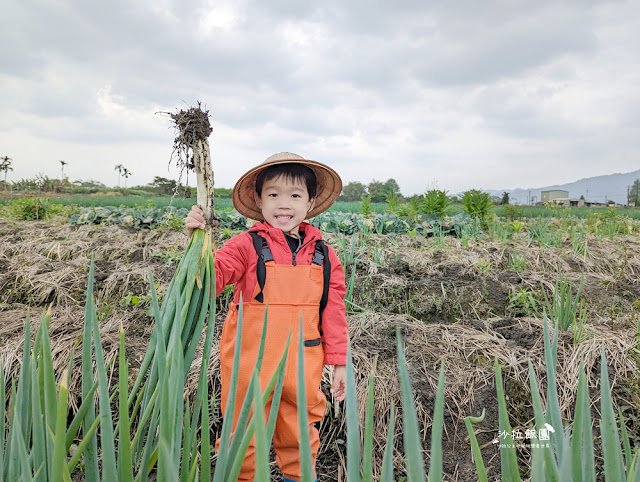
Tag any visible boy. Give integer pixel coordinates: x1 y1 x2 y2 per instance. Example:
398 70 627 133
186 152 349 482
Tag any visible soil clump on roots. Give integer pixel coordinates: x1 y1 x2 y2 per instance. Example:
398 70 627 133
166 103 213 172
1 220 639 480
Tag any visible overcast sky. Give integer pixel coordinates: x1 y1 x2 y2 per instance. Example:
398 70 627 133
1 0 639 195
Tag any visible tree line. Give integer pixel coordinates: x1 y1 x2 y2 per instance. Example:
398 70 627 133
340 178 640 207
629 179 640 207
3 154 640 206
338 179 402 202
339 178 494 205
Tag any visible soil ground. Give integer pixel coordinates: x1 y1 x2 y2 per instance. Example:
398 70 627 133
1 219 639 480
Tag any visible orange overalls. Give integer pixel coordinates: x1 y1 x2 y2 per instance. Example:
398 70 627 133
218 234 327 481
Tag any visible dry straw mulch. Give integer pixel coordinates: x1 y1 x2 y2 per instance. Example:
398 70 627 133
1 219 639 480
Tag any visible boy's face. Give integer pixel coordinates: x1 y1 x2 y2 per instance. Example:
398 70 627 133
255 175 315 236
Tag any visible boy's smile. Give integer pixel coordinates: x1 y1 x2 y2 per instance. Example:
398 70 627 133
256 175 315 236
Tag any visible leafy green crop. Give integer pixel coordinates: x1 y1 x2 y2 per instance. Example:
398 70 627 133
69 206 249 231
69 206 469 237
310 211 467 236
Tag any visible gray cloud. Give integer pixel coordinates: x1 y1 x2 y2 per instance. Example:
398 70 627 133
0 0 638 193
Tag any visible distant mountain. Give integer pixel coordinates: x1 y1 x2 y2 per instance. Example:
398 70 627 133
478 169 640 205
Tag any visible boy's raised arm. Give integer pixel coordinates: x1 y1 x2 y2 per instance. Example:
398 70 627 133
185 205 247 297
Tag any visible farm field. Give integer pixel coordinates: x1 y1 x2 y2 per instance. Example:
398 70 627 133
3 191 640 219
0 193 386 215
1 210 640 479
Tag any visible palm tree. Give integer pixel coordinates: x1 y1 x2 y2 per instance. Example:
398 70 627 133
0 156 13 186
123 168 131 188
59 160 68 180
114 164 124 187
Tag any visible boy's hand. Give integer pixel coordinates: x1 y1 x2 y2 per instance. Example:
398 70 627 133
185 205 206 236
331 365 347 402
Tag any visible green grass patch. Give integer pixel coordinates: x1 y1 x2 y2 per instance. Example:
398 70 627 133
328 201 387 214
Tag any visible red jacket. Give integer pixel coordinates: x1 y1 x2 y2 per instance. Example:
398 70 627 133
215 220 349 366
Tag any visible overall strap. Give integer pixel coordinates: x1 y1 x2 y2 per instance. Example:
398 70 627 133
248 232 331 329
248 231 273 302
313 240 331 330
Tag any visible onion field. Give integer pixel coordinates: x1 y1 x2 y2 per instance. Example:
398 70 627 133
1 202 639 480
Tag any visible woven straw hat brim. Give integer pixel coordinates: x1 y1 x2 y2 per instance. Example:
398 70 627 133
232 153 342 220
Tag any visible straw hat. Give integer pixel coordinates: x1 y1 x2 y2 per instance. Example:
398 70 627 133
232 152 342 220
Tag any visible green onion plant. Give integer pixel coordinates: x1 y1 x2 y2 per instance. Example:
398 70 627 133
543 276 584 331
464 317 640 481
